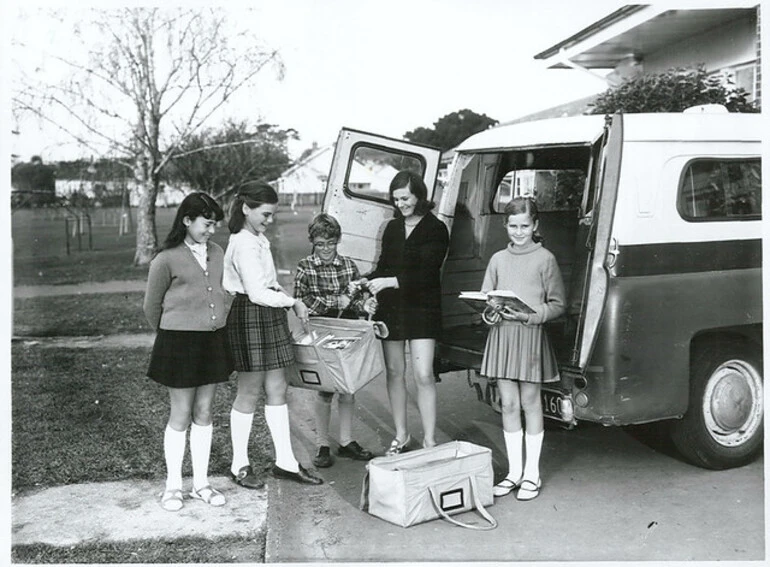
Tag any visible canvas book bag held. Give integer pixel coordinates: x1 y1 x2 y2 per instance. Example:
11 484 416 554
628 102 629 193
289 316 386 394
360 441 497 530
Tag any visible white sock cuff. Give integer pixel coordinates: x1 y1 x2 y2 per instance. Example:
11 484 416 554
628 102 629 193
165 424 187 437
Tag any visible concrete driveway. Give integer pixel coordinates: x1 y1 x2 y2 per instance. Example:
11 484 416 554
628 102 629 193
269 368 764 562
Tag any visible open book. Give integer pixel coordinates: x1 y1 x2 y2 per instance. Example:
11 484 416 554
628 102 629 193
458 290 536 314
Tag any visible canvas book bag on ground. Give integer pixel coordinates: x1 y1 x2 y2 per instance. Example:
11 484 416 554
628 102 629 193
360 441 497 530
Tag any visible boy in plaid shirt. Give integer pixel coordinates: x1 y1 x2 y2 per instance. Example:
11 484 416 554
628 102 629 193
294 213 377 467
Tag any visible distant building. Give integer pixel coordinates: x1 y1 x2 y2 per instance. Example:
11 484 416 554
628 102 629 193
273 144 334 207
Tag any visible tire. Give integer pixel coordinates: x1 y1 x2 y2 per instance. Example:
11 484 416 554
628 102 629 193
670 341 763 470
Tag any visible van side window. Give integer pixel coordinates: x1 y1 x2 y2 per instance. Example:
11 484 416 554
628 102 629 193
345 144 425 203
678 159 761 220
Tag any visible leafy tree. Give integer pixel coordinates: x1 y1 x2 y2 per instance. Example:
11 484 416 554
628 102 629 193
11 156 57 207
589 65 758 114
12 7 284 265
404 109 498 151
168 119 297 199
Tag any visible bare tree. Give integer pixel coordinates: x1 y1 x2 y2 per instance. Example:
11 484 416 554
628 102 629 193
12 7 284 265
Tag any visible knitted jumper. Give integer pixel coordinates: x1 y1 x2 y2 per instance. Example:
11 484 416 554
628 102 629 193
143 242 227 331
481 241 565 325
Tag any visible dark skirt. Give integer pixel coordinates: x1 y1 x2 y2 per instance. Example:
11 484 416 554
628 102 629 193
375 290 442 341
226 294 295 372
147 327 234 388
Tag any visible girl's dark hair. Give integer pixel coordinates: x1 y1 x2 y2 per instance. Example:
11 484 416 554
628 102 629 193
160 192 224 251
308 212 341 242
388 170 435 217
503 196 543 243
228 181 279 233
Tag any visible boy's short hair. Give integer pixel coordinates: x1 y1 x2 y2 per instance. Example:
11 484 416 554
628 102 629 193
308 213 342 241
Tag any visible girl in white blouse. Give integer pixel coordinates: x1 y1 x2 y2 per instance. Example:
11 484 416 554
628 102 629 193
224 182 322 487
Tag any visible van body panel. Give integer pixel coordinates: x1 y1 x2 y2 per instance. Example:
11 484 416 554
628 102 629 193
576 266 762 425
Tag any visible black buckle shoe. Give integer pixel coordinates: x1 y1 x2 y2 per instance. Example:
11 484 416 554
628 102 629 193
230 465 264 489
337 441 374 461
271 464 323 485
313 446 334 468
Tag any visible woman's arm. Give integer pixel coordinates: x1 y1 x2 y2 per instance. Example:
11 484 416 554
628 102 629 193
143 255 171 330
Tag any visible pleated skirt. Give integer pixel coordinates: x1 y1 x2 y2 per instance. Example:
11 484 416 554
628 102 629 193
147 327 234 388
226 293 295 372
480 321 559 383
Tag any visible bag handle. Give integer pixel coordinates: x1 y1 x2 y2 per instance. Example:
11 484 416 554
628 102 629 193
428 476 497 531
359 470 370 512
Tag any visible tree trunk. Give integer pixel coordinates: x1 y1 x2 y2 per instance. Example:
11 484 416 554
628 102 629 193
133 153 159 266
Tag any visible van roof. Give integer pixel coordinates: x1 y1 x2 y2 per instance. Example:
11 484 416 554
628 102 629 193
456 112 761 153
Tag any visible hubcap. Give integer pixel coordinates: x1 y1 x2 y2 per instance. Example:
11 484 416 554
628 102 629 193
703 359 763 447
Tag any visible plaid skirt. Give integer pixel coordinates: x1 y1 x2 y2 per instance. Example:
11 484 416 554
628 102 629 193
147 327 234 388
226 294 295 372
480 321 559 384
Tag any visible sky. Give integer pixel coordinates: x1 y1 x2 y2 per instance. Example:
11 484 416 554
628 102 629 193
8 0 626 162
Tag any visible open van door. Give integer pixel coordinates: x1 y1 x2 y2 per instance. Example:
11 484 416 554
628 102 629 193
323 128 441 273
572 114 623 370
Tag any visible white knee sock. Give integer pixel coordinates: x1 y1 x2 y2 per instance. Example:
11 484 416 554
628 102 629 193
265 404 299 472
314 394 333 447
503 429 523 481
164 425 187 491
338 394 355 447
230 408 254 475
190 422 212 491
523 431 544 482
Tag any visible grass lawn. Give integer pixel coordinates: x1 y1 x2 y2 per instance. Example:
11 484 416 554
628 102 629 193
13 205 319 286
14 292 150 336
11 534 266 564
11 344 273 493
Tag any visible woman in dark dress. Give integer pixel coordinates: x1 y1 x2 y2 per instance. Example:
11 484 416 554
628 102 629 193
367 171 449 455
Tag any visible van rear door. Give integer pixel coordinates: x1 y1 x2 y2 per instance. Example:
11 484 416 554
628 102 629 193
323 128 441 273
571 114 623 370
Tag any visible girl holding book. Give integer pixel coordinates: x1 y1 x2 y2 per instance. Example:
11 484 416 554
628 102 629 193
480 196 565 501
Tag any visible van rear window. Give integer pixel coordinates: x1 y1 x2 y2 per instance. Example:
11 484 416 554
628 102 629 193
345 144 425 203
678 159 761 221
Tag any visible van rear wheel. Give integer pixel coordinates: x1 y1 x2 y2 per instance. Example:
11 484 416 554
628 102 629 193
670 342 763 470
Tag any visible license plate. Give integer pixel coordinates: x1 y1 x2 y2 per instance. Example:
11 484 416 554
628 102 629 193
542 389 566 421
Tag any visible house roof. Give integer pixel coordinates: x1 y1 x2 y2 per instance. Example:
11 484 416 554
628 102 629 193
277 144 334 179
534 4 758 70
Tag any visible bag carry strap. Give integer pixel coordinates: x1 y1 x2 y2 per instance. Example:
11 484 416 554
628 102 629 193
359 471 370 512
428 476 497 531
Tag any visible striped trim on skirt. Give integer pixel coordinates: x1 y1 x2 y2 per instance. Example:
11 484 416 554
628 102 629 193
226 293 295 372
147 327 234 388
480 321 559 384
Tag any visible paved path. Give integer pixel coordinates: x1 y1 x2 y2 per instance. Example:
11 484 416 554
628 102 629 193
12 477 267 547
13 279 147 299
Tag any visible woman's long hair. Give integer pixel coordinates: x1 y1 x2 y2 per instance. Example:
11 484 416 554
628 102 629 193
389 170 435 217
228 181 279 233
503 196 543 243
160 192 224 251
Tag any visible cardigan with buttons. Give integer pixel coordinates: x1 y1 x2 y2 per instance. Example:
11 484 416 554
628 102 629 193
143 242 227 331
